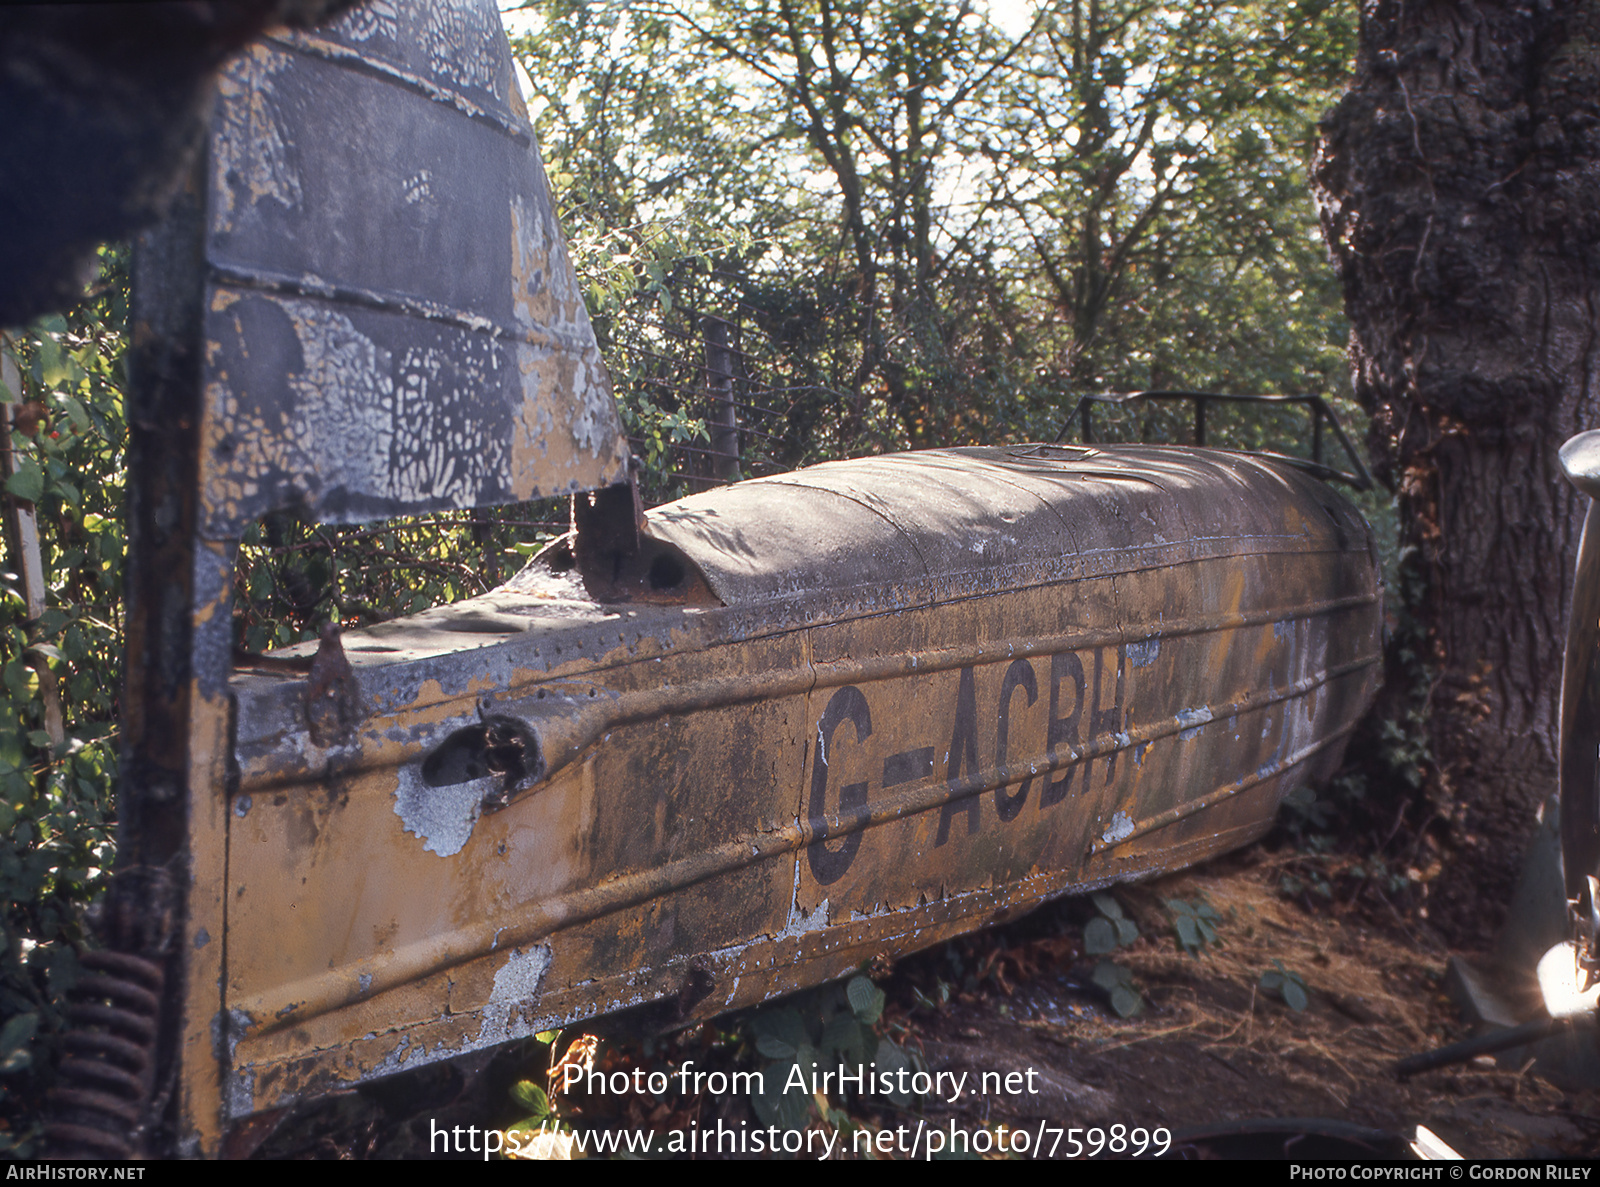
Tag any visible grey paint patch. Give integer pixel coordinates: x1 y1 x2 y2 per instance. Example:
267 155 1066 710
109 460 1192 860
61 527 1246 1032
224 1008 257 1119
1100 811 1135 846
775 899 832 941
274 299 507 511
194 928 211 949
198 0 631 540
368 1034 414 1079
476 946 553 1046
424 0 504 97
331 0 399 41
234 795 252 818
1177 706 1214 740
212 44 300 228
393 761 490 857
1124 639 1160 668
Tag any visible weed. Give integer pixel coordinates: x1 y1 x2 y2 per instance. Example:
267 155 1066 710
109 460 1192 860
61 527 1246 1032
1166 896 1222 954
1260 961 1310 1011
746 973 920 1129
1083 892 1139 955
1091 962 1143 1018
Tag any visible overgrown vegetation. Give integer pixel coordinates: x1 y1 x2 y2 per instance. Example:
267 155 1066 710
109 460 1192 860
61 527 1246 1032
510 0 1362 493
0 249 127 1154
489 973 927 1158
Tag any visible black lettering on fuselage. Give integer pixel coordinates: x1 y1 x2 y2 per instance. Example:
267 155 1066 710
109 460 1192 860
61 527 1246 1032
935 666 982 846
805 646 1136 872
883 747 934 789
1043 652 1086 806
995 657 1037 821
1090 646 1127 788
807 685 872 884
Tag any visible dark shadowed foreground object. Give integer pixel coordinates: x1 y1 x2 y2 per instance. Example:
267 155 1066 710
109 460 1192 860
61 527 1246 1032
1556 430 1600 1008
0 1 360 328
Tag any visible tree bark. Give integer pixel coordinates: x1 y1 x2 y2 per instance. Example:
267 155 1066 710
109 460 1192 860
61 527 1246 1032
1315 0 1600 944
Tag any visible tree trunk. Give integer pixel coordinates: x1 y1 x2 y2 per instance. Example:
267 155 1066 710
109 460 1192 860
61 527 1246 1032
1315 1 1600 944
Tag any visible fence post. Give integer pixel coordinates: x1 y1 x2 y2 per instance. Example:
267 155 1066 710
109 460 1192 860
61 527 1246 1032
703 315 741 482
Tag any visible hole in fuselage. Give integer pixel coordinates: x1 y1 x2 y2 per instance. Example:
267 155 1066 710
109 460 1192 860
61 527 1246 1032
422 716 540 789
648 552 685 590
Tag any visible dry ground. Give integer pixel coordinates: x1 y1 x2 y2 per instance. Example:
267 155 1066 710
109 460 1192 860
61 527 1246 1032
889 847 1599 1159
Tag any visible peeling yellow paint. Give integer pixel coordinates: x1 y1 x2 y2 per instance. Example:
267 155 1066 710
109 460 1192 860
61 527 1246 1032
217 448 1381 1122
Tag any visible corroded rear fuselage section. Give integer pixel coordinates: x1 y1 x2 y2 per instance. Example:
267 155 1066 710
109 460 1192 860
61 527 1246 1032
220 445 1381 1119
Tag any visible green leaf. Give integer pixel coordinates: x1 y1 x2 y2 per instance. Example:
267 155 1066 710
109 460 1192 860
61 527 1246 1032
0 731 25 774
1092 892 1123 919
4 662 32 703
0 1013 37 1074
510 1079 550 1118
751 1006 806 1059
1115 918 1139 946
1109 984 1143 1018
59 395 89 433
5 458 43 503
1174 915 1200 951
1092 961 1132 992
35 335 67 388
752 1062 811 1131
874 1038 912 1106
821 1010 862 1060
754 1032 794 1059
846 974 884 1024
1091 962 1142 1016
1283 979 1308 1012
1084 916 1118 955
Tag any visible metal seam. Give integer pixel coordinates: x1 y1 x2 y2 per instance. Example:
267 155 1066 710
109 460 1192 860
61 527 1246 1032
235 651 1379 1029
272 31 532 146
238 590 1381 791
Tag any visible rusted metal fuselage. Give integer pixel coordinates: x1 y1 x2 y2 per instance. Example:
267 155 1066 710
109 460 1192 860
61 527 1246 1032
219 444 1382 1121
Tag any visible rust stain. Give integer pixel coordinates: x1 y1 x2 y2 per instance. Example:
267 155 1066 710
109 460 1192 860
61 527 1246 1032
218 446 1382 1119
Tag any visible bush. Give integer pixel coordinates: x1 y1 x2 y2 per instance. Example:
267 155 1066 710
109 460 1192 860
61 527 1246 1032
0 248 128 1154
